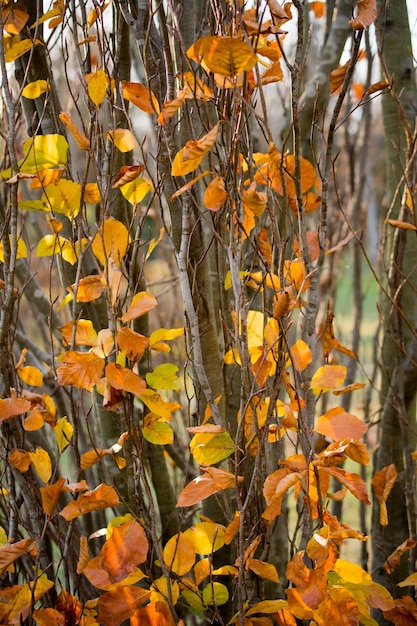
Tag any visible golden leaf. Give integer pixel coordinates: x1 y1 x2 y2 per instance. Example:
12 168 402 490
120 291 158 322
172 123 219 176
91 217 130 267
105 363 146 396
107 129 136 152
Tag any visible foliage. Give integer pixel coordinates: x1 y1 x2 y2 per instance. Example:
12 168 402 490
0 0 416 625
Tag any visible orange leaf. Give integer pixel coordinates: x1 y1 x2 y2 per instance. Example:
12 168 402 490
60 484 120 521
57 351 104 391
112 164 144 188
72 274 105 302
120 291 158 322
105 363 146 396
40 477 66 516
157 92 187 125
324 466 370 504
349 0 377 30
371 463 397 526
262 470 303 521
163 532 195 576
310 365 346 394
188 36 258 77
313 586 360 625
9 448 31 472
121 81 159 114
32 608 66 626
247 558 280 583
131 600 176 626
0 397 31 422
0 538 34 576
386 218 417 231
99 520 148 583
98 587 151 626
203 175 228 211
59 112 90 150
58 319 98 347
172 124 219 176
117 327 149 362
242 182 267 216
176 467 236 507
315 406 368 441
290 340 312 372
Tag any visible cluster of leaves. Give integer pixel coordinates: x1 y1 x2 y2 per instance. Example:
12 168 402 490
1 0 417 625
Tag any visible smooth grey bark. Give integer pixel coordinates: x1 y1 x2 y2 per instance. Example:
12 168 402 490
372 2 417 619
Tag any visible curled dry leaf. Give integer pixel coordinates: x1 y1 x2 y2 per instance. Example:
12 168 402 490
349 0 377 30
112 164 144 189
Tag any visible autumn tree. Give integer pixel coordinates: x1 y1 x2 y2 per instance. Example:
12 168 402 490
0 1 416 625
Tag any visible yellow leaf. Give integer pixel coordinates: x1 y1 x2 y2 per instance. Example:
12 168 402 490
119 177 153 205
163 532 195 576
172 124 219 176
55 417 73 452
84 182 100 203
189 430 235 465
91 217 130 267
5 37 41 63
0 235 27 263
202 582 229 606
87 1 110 28
86 69 109 106
143 416 174 445
29 447 52 483
289 339 312 371
22 80 49 99
184 521 226 554
247 558 280 583
310 364 347 394
17 365 43 387
146 363 180 390
42 179 82 219
188 36 258 77
107 129 136 152
149 327 184 350
36 234 78 265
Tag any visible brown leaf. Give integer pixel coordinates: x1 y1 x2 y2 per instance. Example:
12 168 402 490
383 538 417 574
386 218 417 231
99 520 148 583
324 466 370 504
349 0 377 30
